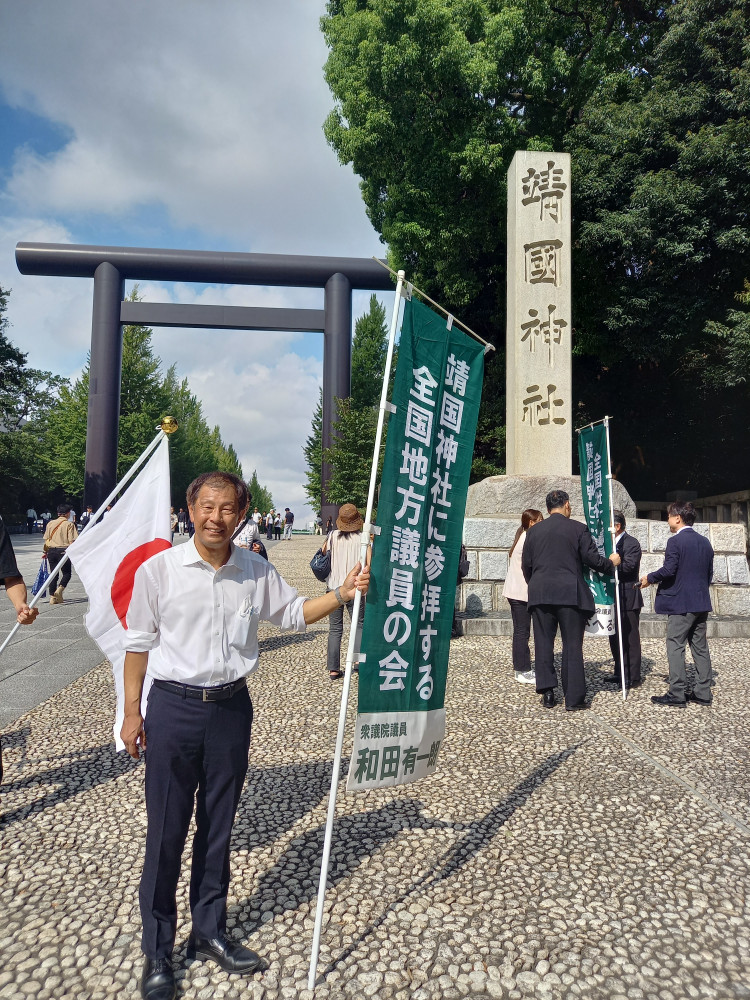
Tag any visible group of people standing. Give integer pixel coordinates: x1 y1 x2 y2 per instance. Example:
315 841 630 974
502 490 715 711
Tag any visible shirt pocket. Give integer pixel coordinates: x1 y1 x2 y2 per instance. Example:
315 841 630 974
230 596 259 650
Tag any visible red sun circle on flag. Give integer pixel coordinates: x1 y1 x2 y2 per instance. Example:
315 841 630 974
111 539 172 627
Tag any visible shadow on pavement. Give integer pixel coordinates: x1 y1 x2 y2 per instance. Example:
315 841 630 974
228 795 449 935
318 744 581 982
0 741 134 828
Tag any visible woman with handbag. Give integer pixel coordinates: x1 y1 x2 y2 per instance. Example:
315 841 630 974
323 504 369 680
42 503 79 604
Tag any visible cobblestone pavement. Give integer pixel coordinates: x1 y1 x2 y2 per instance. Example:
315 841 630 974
1 535 748 1000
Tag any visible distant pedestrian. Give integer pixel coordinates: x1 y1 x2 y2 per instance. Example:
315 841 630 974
26 507 37 534
283 507 294 540
323 504 368 679
266 510 274 540
42 504 79 604
642 501 714 707
502 508 544 684
178 508 187 534
68 507 77 524
315 514 323 535
274 513 282 541
40 511 52 530
325 516 333 535
170 507 178 542
80 506 94 531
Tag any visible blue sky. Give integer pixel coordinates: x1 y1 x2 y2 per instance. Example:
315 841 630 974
0 1 393 521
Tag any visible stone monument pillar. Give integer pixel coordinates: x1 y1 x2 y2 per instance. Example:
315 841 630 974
506 151 571 475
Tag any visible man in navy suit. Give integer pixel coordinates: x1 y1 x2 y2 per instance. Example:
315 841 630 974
522 490 620 711
641 500 714 707
607 511 644 689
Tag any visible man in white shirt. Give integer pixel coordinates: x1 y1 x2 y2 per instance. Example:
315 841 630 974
122 471 369 1000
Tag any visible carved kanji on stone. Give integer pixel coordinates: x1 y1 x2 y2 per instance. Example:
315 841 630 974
521 160 567 223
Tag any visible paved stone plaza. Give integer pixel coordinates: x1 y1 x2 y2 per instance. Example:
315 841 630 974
1 534 748 1000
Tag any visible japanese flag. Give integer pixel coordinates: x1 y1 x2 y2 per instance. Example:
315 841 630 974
67 437 171 750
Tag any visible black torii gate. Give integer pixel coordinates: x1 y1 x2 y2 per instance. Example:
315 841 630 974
15 243 394 522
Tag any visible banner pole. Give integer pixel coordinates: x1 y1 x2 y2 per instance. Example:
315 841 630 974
0 426 168 659
604 417 627 701
307 270 406 991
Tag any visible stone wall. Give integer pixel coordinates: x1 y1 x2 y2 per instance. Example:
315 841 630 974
457 516 750 616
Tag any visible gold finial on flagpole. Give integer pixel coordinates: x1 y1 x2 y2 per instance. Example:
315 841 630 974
160 416 178 434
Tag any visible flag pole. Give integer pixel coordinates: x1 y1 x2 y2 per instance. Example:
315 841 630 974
0 419 176 659
307 270 406 991
604 416 627 701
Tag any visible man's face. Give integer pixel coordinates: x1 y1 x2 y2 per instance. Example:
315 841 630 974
667 512 682 533
614 522 624 536
189 485 245 552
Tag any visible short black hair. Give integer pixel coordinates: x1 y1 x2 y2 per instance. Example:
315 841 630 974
545 490 569 512
667 500 696 526
613 510 626 530
56 503 71 516
187 472 249 512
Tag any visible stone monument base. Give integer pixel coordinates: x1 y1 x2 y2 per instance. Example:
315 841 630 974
465 474 637 522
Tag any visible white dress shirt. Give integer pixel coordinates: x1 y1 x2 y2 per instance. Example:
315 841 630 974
125 537 307 686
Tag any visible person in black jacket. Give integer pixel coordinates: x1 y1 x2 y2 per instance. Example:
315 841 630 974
606 511 644 689
522 490 620 711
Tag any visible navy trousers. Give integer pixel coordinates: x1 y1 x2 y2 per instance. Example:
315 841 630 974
140 684 253 959
531 604 590 708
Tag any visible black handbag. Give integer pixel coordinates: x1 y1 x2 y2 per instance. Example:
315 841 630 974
310 547 331 582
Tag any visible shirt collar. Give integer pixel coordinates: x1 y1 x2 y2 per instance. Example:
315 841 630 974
181 535 242 571
675 524 693 534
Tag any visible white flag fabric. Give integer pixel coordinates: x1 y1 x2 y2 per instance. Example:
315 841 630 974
67 437 172 750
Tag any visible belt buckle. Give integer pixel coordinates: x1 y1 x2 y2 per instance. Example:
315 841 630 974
203 688 211 702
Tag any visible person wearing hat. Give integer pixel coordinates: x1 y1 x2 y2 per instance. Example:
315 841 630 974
322 503 369 679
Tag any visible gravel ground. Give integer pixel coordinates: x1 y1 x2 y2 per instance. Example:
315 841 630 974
1 534 748 1000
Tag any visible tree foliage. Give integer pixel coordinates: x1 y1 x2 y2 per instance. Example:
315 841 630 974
322 0 750 495
45 290 245 508
247 469 275 514
302 388 323 510
303 295 392 511
0 286 67 517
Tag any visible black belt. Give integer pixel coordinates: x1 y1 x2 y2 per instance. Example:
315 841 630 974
152 677 247 702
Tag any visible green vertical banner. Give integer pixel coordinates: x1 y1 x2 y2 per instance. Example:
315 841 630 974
346 298 484 791
577 423 616 637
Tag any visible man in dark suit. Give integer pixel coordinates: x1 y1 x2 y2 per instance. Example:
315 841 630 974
641 500 714 707
522 490 621 711
606 511 643 689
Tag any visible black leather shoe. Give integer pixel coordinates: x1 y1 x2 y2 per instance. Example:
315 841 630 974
187 934 261 973
141 956 175 1000
627 679 643 689
604 674 622 684
565 701 589 712
651 693 686 707
541 690 555 709
686 690 712 705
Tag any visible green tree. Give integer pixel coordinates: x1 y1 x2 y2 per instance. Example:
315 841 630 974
46 290 245 507
323 296 392 509
247 469 274 514
569 0 750 491
322 0 750 494
302 388 323 510
0 286 66 517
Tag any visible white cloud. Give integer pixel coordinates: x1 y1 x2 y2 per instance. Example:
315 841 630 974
0 0 382 256
0 1 393 519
